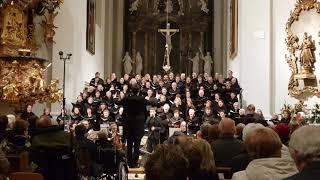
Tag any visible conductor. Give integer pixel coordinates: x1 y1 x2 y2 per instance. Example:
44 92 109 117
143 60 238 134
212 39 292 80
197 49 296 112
123 84 146 168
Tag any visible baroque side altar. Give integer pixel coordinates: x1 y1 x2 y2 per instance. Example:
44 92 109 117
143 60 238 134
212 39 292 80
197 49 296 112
0 0 62 108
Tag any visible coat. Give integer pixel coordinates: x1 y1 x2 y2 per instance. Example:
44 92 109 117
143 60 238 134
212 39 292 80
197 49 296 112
123 95 147 138
284 160 320 180
232 158 298 180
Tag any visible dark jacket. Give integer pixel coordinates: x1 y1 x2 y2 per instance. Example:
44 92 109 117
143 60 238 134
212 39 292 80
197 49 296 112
284 160 320 180
123 95 147 138
211 134 245 167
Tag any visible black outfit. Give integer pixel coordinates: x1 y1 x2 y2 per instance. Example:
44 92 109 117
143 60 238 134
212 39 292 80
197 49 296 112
284 160 320 180
146 116 163 152
20 111 35 121
187 116 201 135
211 134 245 167
123 94 146 167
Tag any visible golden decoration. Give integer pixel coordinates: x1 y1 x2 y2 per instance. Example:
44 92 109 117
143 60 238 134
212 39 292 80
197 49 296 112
0 0 63 108
286 0 320 99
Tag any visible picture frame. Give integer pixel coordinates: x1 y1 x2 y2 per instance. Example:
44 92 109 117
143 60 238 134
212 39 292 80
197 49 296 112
86 0 96 55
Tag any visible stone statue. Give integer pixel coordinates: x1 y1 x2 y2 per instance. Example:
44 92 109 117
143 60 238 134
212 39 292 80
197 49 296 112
189 52 200 74
135 51 143 75
299 32 316 70
165 0 173 14
123 52 133 74
201 51 213 75
129 0 140 14
199 0 209 14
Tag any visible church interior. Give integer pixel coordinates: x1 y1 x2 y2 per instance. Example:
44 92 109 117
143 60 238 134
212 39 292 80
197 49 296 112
0 0 320 180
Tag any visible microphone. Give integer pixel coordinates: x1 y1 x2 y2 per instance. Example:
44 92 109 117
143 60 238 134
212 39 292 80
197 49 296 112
59 51 63 56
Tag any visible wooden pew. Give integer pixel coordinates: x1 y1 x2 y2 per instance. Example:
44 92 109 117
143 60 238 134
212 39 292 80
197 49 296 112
6 151 31 173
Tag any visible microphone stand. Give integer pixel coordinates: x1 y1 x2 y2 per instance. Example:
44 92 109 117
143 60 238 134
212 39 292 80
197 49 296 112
59 51 72 117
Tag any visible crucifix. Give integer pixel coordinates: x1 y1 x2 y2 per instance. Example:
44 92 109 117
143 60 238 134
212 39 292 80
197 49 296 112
158 23 179 72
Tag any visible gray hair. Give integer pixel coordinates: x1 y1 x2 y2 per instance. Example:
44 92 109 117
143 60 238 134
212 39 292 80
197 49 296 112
289 125 320 160
242 123 265 141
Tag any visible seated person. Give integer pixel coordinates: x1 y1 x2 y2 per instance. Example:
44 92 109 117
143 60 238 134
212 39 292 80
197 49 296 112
181 139 218 180
232 127 298 180
187 108 200 135
7 120 30 153
99 109 113 124
144 144 188 180
169 110 184 128
30 116 74 180
285 125 320 180
211 118 245 167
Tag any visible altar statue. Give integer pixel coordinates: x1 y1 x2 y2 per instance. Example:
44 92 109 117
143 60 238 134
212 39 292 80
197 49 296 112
199 0 209 14
123 52 133 74
135 51 143 75
129 0 140 14
202 51 213 75
300 32 316 69
189 52 200 74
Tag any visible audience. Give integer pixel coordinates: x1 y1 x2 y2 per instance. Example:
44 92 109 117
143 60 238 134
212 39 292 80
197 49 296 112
232 127 298 180
211 118 245 167
285 125 320 179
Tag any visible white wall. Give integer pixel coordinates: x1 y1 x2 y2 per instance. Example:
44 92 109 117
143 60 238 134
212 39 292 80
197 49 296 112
228 0 272 114
51 0 105 114
228 0 320 116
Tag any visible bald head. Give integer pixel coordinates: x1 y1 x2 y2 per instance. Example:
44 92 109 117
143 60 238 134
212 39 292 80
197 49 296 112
219 118 236 135
37 115 52 128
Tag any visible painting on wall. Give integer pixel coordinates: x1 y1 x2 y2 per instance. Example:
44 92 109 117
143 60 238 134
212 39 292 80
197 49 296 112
230 0 238 59
86 0 95 55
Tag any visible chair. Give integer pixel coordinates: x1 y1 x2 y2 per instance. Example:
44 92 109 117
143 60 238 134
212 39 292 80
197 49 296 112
9 172 43 180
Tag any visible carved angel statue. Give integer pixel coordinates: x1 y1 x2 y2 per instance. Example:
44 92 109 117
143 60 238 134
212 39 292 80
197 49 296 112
299 32 316 69
135 51 143 75
199 0 209 14
202 51 213 75
165 0 173 13
123 52 133 75
189 52 200 74
286 35 300 74
129 0 140 14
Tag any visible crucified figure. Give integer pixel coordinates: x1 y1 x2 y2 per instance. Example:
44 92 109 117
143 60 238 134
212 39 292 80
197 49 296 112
158 23 179 66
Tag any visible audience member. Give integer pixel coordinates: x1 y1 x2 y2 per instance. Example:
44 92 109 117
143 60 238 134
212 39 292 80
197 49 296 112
145 144 189 180
211 118 245 167
285 125 320 179
232 127 298 180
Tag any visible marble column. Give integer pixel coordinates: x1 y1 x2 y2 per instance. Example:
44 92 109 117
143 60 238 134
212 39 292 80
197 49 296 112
132 31 137 75
113 0 124 77
144 33 148 75
200 32 204 75
104 0 114 77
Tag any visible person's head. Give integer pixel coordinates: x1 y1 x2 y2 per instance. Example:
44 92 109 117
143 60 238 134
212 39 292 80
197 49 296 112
245 127 282 159
295 112 305 125
188 108 195 118
6 114 16 130
163 104 170 113
95 90 101 98
233 102 240 110
173 110 180 118
37 115 52 128
75 124 87 137
118 107 124 115
102 109 110 117
218 118 236 136
235 123 245 139
149 108 156 117
95 72 100 78
0 115 8 131
87 96 93 104
26 104 33 113
169 72 174 80
13 120 29 136
282 110 291 120
161 87 167 95
214 93 220 101
180 121 187 132
205 107 212 116
246 104 256 114
181 73 186 80
145 144 189 180
81 120 90 129
86 108 92 115
43 107 51 116
227 70 233 78
208 124 219 141
192 72 197 79
242 123 265 141
218 111 226 118
274 123 290 144
131 84 140 95
289 125 320 171
198 123 211 140
182 139 216 180
74 107 80 115
257 109 263 117
218 100 224 108
198 89 204 97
